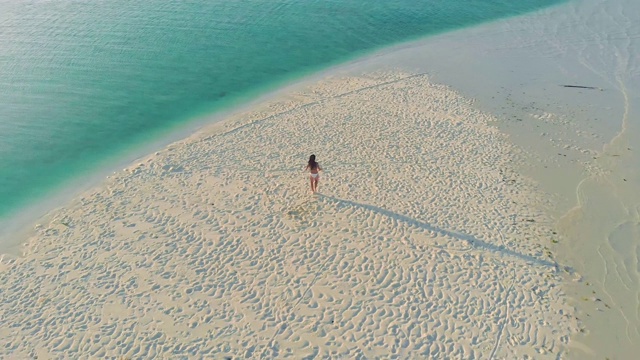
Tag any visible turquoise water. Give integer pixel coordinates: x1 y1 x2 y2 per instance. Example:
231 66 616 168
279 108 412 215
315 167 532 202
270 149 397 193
0 0 565 218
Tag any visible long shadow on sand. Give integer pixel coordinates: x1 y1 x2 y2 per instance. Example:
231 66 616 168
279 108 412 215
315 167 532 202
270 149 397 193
319 194 561 269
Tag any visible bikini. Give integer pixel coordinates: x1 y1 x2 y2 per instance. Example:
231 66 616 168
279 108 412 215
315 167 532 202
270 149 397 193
310 173 319 179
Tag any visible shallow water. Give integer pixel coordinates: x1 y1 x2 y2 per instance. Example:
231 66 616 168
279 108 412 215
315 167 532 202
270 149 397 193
359 0 639 357
0 0 565 220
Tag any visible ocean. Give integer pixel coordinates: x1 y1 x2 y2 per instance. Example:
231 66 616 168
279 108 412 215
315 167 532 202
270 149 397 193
2 0 640 357
0 0 565 220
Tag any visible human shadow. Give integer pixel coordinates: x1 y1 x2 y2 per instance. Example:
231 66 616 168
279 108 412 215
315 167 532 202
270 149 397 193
319 194 561 269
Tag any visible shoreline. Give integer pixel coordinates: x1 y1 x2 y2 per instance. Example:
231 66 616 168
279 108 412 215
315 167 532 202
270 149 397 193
365 0 638 357
0 2 580 253
0 1 569 253
0 70 579 358
1 0 638 357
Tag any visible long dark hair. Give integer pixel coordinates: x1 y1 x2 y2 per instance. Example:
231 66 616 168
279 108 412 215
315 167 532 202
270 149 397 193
307 154 318 169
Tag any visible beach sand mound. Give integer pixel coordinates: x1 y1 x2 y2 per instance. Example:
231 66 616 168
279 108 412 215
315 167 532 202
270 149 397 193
0 71 578 358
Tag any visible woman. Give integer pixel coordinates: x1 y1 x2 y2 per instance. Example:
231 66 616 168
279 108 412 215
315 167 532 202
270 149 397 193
305 154 322 193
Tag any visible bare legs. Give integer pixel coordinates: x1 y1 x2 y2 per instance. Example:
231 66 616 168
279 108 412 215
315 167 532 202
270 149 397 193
309 176 319 193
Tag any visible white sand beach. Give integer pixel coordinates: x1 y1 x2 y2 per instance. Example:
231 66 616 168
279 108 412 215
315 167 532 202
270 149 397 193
0 71 580 358
2 0 639 358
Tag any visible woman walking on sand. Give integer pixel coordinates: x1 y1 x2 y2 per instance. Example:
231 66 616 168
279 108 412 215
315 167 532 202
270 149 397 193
305 154 322 193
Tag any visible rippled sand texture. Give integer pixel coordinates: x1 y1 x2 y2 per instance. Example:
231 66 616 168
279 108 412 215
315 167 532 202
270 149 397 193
0 72 578 359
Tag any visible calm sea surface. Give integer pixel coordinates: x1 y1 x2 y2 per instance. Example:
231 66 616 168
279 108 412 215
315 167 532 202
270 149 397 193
0 0 564 218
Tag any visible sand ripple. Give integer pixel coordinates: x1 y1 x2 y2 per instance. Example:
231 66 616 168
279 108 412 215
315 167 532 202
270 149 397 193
0 72 578 358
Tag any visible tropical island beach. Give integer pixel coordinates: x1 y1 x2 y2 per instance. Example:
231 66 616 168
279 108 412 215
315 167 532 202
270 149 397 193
1 70 580 358
1 0 639 358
